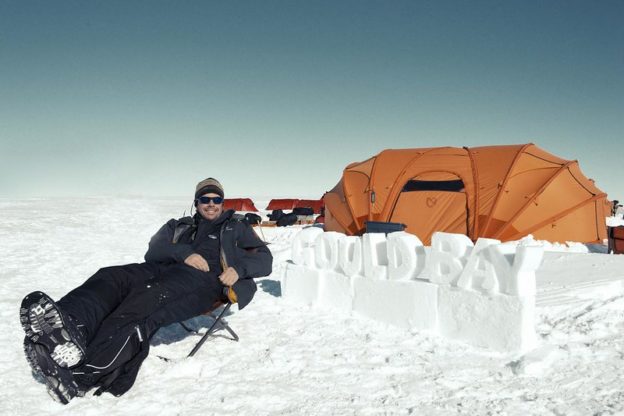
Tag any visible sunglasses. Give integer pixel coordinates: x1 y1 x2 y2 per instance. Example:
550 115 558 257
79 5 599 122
197 196 224 205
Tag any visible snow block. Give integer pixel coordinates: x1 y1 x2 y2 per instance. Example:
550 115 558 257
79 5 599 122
285 230 544 353
362 233 389 280
338 236 364 277
508 246 543 297
437 286 537 352
386 232 426 280
291 227 324 267
482 243 542 296
282 264 321 306
316 270 355 314
352 276 438 331
315 232 344 271
429 232 473 285
457 238 501 293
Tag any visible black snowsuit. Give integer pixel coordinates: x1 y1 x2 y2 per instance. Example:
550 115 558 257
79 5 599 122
57 209 272 396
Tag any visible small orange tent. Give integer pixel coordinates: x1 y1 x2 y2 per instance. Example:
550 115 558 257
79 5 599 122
324 144 609 245
224 198 258 212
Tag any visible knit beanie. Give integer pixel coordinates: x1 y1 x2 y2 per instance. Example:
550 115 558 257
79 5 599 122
195 177 224 199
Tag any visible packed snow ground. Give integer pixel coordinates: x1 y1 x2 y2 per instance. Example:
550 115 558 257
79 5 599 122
1 198 623 415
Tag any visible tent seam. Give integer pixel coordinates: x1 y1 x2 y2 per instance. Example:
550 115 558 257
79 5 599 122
465 147 479 240
344 170 372 232
481 143 534 236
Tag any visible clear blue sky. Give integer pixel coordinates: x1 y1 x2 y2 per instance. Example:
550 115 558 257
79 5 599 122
1 1 622 200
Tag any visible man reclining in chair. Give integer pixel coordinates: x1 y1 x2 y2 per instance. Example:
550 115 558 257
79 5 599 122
19 177 272 404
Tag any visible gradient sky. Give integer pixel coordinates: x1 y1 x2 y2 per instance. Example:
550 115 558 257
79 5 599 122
1 1 622 201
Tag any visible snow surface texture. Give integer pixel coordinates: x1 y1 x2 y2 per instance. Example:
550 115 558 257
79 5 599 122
2 198 624 415
285 230 543 352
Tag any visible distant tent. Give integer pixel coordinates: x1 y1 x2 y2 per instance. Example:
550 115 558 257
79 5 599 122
295 199 324 214
323 144 610 245
266 199 299 211
224 198 258 212
266 198 324 213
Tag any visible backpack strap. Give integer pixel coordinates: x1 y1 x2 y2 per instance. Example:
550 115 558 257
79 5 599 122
172 217 197 244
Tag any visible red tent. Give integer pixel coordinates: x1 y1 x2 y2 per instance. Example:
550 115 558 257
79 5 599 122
295 199 324 214
224 198 258 212
266 199 299 211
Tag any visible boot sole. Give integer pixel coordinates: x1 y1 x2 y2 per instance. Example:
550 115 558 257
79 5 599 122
24 340 81 404
20 291 84 368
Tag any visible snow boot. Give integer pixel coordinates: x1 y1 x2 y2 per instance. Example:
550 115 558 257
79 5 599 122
20 291 86 368
23 338 83 404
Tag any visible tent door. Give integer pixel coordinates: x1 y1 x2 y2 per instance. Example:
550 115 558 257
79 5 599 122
389 177 468 244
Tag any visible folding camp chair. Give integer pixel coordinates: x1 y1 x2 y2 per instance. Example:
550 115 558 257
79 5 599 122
181 287 239 357
180 242 266 357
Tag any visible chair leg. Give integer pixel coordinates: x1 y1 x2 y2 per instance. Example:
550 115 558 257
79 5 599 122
180 313 238 340
188 303 233 358
221 322 239 342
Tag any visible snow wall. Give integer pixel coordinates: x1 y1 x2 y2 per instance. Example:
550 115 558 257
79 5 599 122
283 229 544 353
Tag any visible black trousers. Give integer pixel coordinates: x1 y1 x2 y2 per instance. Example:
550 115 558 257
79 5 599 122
58 263 223 381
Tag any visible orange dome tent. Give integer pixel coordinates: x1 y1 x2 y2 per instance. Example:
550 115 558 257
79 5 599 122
323 144 609 245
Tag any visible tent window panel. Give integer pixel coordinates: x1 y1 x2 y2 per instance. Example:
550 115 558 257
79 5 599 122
402 180 465 192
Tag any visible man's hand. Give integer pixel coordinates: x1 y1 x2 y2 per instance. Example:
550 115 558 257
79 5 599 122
184 253 210 272
219 267 239 286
